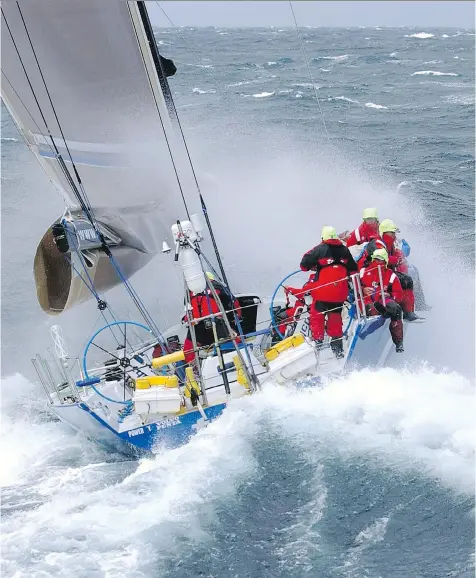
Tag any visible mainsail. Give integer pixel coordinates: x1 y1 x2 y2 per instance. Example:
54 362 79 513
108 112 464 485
1 0 191 314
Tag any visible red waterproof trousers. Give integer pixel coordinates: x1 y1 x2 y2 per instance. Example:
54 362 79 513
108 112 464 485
309 301 344 342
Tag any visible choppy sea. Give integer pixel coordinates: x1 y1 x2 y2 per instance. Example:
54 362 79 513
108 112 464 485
1 26 475 577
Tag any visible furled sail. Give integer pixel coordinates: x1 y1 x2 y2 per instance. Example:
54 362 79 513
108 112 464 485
1 0 191 314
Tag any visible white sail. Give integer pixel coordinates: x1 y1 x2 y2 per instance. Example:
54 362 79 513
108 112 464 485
1 0 192 314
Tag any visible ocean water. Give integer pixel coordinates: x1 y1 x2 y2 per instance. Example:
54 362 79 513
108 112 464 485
1 26 475 577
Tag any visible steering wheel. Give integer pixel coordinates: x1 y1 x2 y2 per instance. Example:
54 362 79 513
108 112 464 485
82 320 157 383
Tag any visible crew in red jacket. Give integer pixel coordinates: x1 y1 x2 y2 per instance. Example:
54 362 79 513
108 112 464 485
182 272 241 364
346 208 380 248
357 219 419 321
359 248 405 353
300 226 358 358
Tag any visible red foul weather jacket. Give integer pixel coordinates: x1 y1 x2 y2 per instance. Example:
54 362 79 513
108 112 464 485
184 281 241 323
357 234 408 274
359 261 404 306
346 221 379 248
300 239 358 303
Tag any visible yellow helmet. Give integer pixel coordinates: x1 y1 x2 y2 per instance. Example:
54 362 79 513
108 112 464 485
206 271 215 281
371 248 389 265
362 208 378 220
379 219 399 235
321 226 338 241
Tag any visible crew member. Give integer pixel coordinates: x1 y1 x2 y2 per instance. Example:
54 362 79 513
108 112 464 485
359 248 405 353
182 272 240 364
358 219 419 321
300 226 358 358
346 208 380 248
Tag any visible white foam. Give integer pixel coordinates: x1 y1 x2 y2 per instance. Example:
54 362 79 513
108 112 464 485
291 82 319 89
185 63 214 69
252 91 275 98
322 54 349 62
2 364 474 575
416 179 444 185
192 87 216 94
274 466 327 570
226 80 252 87
320 68 331 72
412 70 459 77
1 137 19 142
256 366 475 494
1 385 259 575
365 102 388 109
341 516 391 573
405 32 434 39
266 61 277 66
330 96 360 104
292 82 320 89
423 60 443 64
442 34 450 38
354 516 390 547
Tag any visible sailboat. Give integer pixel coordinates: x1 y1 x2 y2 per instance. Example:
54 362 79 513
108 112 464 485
2 1 427 455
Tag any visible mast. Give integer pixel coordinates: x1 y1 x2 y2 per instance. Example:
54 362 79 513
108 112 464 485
137 3 231 289
136 1 178 121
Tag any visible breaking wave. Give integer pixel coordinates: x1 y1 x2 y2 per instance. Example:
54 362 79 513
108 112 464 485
365 102 388 110
192 87 217 94
313 54 349 62
252 91 275 98
405 32 435 39
328 96 360 104
412 70 459 77
292 82 320 89
1 365 474 576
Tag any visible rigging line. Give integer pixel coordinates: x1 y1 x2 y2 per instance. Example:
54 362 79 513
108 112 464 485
62 254 122 347
1 70 63 160
1 73 69 206
107 256 166 344
2 7 93 224
1 8 57 151
70 224 164 346
131 2 190 219
15 2 96 218
154 2 229 100
288 1 331 145
152 3 214 199
2 8 99 244
125 310 154 365
149 9 233 289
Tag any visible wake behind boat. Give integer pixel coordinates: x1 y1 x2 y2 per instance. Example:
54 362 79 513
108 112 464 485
2 1 428 456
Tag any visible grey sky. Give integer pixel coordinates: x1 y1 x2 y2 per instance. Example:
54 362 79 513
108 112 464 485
148 1 475 28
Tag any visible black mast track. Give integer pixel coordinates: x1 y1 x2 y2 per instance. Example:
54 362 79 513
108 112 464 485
137 1 177 122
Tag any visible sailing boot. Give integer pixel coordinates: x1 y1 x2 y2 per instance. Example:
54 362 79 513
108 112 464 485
330 337 344 359
312 339 324 352
395 341 404 353
403 311 420 322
